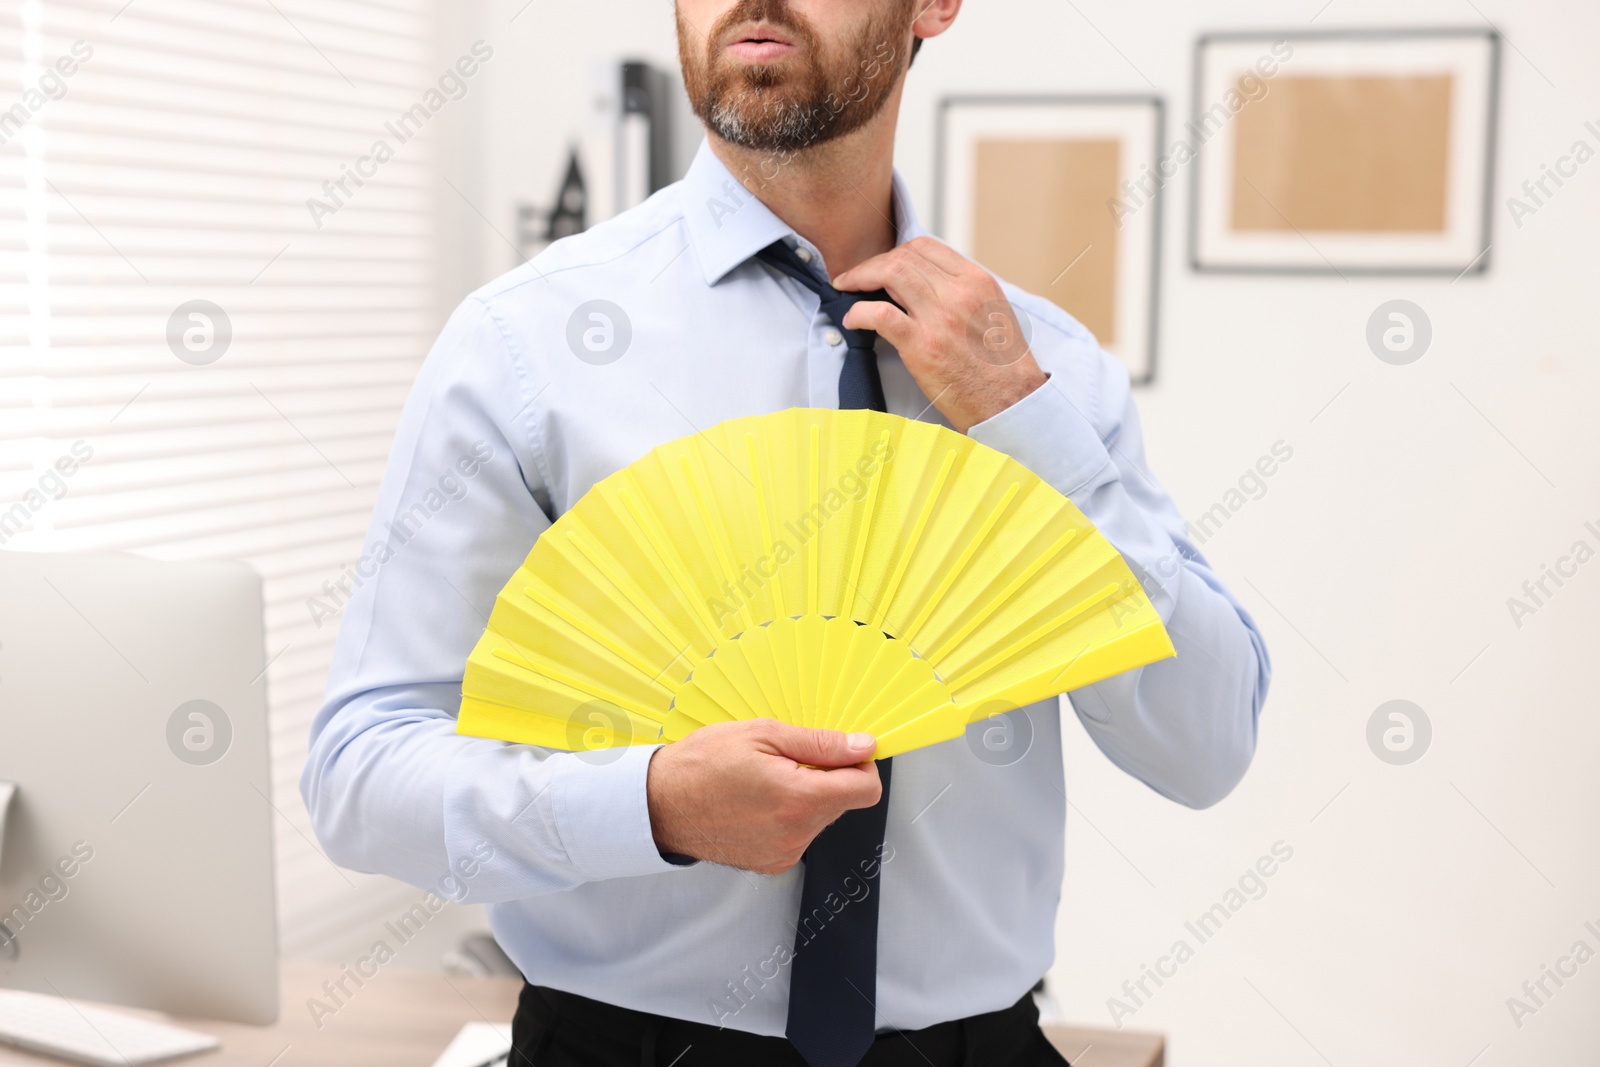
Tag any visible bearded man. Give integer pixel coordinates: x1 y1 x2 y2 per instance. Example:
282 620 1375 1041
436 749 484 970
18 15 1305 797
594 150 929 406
302 2 1269 1065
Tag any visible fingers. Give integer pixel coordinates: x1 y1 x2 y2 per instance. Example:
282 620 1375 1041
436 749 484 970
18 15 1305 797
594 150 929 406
833 248 939 308
780 728 882 815
646 721 886 875
761 721 877 768
841 299 911 346
899 235 967 276
751 723 883 820
803 759 883 813
833 237 963 293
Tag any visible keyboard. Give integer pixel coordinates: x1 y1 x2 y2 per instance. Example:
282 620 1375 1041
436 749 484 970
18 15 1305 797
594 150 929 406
0 989 219 1066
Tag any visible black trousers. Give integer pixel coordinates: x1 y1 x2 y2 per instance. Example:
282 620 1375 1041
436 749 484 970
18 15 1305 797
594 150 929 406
510 983 1072 1067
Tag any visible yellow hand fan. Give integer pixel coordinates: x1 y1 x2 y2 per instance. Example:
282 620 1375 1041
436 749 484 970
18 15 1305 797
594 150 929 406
458 408 1174 758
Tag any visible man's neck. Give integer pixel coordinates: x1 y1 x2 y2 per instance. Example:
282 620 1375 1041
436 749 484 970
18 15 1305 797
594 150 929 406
705 89 903 280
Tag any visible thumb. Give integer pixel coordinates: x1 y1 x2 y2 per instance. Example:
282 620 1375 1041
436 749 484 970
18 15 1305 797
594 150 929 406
761 722 877 768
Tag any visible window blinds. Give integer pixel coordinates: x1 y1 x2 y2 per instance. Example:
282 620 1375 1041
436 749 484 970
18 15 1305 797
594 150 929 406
1 0 444 953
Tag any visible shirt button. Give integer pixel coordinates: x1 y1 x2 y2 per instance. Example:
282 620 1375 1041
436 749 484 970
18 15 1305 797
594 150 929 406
824 328 843 346
795 247 813 263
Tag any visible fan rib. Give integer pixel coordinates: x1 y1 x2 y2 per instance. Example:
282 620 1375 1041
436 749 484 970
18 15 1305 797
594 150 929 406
838 637 904 730
745 432 788 619
712 637 777 722
953 580 1124 688
518 581 675 695
862 683 963 754
549 531 695 672
827 624 879 731
807 423 821 616
678 452 757 635
672 698 727 728
773 616 805 720
872 448 957 632
615 478 725 641
663 709 710 739
843 429 893 623
484 624 539 673
679 659 746 723
902 481 1022 639
923 526 1080 665
487 645 660 722
461 697 663 749
796 615 825 723
561 528 695 657
872 702 964 755
664 680 737 738
865 659 943 733
739 627 793 726
862 672 949 737
815 617 855 730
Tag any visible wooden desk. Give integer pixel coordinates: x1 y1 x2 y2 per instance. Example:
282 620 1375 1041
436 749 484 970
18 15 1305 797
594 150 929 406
0 961 1162 1067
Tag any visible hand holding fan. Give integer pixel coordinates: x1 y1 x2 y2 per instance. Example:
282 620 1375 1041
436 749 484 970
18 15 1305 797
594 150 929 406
458 408 1173 758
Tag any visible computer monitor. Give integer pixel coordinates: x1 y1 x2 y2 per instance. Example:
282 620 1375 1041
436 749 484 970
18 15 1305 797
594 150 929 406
0 550 278 1024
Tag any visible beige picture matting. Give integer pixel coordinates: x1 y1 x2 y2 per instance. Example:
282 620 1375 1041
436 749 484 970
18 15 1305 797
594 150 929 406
972 138 1122 346
1191 30 1499 274
938 97 1162 383
1231 74 1453 233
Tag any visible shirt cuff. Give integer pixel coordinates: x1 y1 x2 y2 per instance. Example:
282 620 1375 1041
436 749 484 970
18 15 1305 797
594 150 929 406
967 376 1113 500
548 743 695 881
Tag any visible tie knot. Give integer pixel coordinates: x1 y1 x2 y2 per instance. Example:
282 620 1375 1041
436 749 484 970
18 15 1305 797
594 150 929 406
756 239 891 413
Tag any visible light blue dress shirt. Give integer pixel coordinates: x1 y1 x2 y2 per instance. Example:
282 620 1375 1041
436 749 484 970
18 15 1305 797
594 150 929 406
301 141 1269 1036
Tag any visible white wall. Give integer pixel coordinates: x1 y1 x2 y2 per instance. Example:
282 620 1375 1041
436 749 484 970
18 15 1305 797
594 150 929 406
443 2 1600 1063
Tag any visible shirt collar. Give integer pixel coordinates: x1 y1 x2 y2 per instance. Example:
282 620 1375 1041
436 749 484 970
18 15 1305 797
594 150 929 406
679 138 927 286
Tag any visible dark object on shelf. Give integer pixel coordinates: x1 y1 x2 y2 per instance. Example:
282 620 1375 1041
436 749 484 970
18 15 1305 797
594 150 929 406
516 148 588 262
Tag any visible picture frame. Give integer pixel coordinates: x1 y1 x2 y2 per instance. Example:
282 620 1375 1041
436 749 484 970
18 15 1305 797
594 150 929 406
1189 28 1501 276
936 95 1165 385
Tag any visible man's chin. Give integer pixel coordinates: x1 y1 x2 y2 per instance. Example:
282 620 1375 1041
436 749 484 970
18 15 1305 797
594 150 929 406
707 121 803 154
706 84 814 125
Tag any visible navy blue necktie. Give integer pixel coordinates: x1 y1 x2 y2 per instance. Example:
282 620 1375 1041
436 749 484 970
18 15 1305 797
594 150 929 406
758 240 888 412
757 239 892 1067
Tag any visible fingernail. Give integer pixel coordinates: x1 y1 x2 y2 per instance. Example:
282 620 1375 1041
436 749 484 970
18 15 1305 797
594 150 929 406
847 732 875 750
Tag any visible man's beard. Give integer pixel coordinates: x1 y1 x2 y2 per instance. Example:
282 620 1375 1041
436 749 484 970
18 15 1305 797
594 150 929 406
678 0 913 154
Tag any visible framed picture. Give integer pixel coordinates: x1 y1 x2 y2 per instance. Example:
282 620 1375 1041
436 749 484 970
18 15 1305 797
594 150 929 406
1190 28 1501 276
936 95 1164 385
